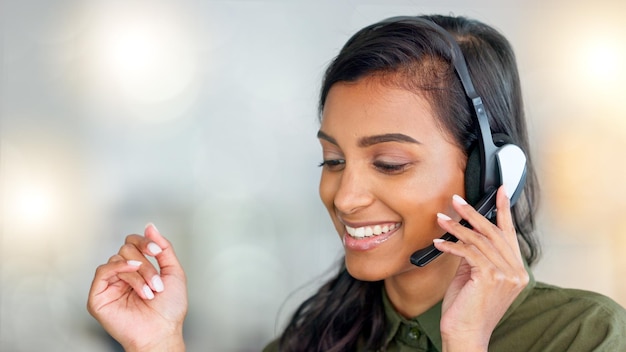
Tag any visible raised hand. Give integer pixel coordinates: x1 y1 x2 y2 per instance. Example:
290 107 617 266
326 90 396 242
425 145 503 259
433 187 529 352
87 224 188 352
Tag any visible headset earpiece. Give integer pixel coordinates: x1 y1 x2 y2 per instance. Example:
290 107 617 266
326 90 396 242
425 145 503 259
464 133 519 207
376 16 529 266
463 141 482 206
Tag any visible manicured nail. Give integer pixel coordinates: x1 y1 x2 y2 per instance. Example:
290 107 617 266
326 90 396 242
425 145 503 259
151 275 164 293
502 185 511 200
452 194 468 205
437 212 452 221
433 238 446 244
146 223 159 232
148 242 162 255
142 284 155 300
127 260 142 267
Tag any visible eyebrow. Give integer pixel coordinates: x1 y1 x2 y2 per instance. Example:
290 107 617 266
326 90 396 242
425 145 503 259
317 130 420 147
317 130 338 145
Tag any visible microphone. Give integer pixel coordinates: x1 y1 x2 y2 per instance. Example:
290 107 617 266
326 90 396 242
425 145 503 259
410 187 498 267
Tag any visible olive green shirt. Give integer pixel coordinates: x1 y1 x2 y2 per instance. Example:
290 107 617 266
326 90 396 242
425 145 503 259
263 269 626 351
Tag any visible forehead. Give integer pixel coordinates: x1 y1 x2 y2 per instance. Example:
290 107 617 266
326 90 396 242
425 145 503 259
320 77 442 138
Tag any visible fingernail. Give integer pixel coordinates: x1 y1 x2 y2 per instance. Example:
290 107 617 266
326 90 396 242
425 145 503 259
127 260 142 267
502 185 511 200
151 275 164 293
146 223 159 232
452 194 468 205
433 238 446 244
148 242 162 255
142 284 155 300
437 212 452 221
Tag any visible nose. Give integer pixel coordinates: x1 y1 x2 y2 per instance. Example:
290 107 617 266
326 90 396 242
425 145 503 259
331 165 375 215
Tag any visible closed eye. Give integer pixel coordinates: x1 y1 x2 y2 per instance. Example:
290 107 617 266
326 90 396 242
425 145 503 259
373 161 409 174
319 159 346 171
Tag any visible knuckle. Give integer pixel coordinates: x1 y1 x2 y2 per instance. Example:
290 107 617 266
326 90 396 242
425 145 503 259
118 243 137 256
517 271 530 287
485 266 501 281
463 229 491 248
86 302 95 316
503 224 516 235
476 232 491 245
503 271 529 290
94 263 106 274
94 262 112 276
492 222 505 234
467 243 481 256
107 254 123 263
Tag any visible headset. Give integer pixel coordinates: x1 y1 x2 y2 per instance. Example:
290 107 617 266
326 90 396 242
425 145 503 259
375 16 528 267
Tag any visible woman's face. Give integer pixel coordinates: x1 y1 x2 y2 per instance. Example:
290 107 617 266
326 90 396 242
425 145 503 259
318 76 466 281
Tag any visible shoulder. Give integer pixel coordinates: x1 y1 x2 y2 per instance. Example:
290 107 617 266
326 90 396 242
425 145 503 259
262 338 279 352
529 281 626 320
492 281 626 351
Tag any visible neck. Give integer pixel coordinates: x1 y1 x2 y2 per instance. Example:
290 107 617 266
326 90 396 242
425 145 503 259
384 254 460 318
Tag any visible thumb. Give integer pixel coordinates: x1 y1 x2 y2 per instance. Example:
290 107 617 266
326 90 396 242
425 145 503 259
144 223 184 276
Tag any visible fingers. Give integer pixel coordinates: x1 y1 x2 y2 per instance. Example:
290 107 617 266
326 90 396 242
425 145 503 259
90 223 178 304
433 187 526 272
90 255 142 297
88 255 146 316
119 233 165 297
495 186 523 256
144 223 185 278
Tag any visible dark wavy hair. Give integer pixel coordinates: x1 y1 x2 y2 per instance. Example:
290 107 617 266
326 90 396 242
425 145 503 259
277 14 540 351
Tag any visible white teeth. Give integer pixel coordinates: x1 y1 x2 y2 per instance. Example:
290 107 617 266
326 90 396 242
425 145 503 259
345 223 401 238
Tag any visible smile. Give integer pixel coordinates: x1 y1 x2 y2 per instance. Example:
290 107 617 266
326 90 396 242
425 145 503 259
345 222 402 239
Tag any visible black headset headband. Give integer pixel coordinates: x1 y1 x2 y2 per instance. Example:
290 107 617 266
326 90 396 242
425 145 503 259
376 16 500 196
371 16 528 266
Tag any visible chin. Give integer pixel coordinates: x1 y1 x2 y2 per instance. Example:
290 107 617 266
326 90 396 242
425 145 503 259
344 254 404 282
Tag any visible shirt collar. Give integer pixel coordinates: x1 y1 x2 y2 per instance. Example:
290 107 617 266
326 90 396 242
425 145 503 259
381 261 536 351
382 289 443 350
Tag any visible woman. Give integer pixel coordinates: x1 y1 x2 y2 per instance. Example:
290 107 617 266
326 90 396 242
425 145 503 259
87 15 626 351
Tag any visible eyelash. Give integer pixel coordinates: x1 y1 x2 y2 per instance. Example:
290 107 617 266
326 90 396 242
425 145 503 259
318 159 345 170
318 160 409 174
373 161 409 174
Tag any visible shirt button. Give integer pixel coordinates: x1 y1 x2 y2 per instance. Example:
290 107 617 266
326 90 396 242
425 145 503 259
407 326 420 340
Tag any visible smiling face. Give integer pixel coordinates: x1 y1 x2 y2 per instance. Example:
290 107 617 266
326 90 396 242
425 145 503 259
318 75 467 282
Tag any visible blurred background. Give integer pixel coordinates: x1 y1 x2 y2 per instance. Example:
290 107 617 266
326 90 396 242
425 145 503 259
1 0 625 350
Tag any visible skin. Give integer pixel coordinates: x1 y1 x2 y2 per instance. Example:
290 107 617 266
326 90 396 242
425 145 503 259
318 76 529 351
87 224 187 352
87 75 528 352
318 77 467 316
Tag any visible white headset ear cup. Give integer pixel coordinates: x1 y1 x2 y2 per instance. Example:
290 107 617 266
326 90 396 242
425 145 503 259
496 144 527 205
464 133 519 206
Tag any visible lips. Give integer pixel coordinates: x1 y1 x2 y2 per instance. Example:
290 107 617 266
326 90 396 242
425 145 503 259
342 222 402 251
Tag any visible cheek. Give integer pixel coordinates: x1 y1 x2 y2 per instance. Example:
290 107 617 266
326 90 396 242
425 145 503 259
395 161 465 227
